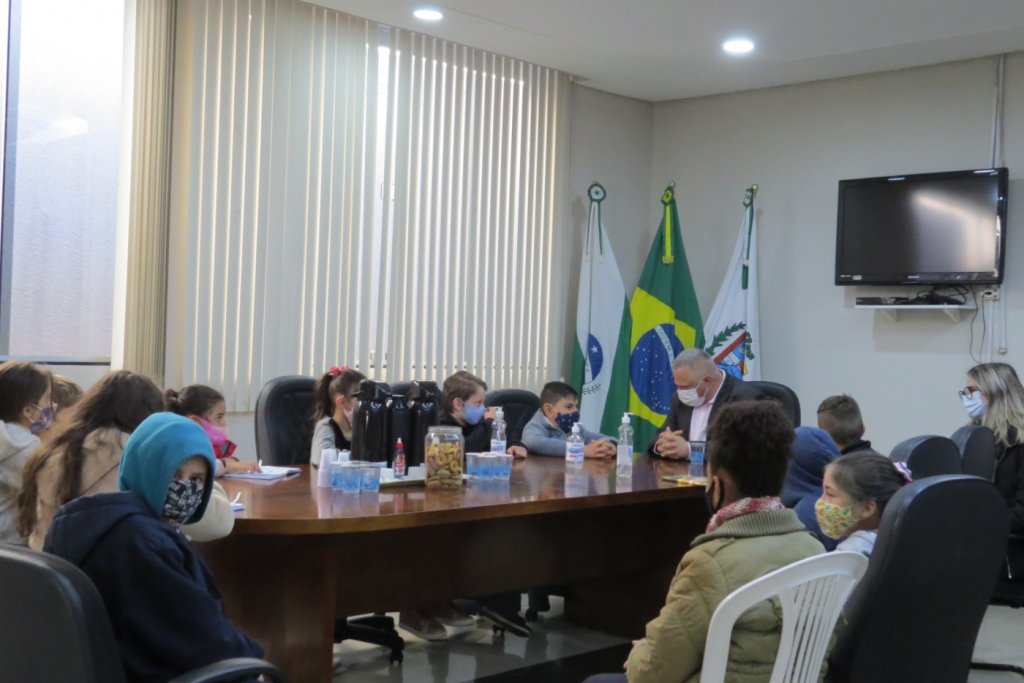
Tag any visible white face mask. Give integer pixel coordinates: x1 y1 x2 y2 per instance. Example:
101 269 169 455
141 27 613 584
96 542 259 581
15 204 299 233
678 383 705 408
962 391 986 419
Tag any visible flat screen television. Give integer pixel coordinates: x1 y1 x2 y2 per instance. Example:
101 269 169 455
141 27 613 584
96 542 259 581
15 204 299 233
835 167 1008 285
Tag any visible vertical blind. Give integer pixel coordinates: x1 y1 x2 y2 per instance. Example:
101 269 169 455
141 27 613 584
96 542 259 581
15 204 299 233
168 0 570 410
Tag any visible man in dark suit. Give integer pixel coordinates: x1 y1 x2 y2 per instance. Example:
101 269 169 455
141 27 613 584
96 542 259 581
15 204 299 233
648 349 765 459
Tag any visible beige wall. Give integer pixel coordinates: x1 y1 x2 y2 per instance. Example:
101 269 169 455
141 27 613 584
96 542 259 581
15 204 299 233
650 54 1024 452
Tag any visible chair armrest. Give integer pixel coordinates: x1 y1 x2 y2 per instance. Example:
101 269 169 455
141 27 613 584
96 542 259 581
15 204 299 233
167 657 287 683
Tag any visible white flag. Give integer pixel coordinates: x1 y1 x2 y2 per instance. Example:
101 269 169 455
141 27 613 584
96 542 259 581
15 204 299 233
571 183 632 435
704 185 761 381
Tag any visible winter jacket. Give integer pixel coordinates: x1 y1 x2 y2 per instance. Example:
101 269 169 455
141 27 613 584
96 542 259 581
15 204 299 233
44 492 261 682
44 413 260 682
780 426 841 550
0 420 39 543
625 508 825 683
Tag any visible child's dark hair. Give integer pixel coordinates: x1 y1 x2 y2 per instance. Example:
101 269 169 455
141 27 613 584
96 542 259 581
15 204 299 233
827 452 910 518
313 367 367 421
0 361 52 423
441 371 488 415
165 384 225 418
18 371 165 537
540 381 578 406
706 400 794 497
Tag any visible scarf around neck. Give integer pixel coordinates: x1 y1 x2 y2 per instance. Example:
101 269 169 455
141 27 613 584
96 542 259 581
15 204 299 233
706 495 785 533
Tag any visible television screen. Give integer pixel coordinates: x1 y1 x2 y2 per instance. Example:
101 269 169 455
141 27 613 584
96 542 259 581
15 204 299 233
835 168 1008 285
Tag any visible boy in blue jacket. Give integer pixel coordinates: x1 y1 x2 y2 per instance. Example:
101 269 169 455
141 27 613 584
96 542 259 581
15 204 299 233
44 412 263 682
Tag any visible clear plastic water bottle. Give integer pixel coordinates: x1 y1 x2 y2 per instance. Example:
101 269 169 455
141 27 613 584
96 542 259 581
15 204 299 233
490 407 507 454
393 437 406 478
565 422 584 469
617 413 633 476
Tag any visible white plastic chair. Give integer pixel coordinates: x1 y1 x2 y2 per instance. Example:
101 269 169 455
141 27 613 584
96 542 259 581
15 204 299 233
701 551 868 683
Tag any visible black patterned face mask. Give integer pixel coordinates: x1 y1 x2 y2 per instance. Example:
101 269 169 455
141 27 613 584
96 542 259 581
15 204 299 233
162 479 204 524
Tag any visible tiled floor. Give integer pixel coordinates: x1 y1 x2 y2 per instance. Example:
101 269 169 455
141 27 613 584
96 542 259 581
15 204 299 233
969 605 1024 682
333 598 1024 682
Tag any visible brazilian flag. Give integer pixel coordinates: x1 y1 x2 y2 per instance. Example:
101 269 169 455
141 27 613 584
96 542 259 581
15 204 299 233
628 183 704 451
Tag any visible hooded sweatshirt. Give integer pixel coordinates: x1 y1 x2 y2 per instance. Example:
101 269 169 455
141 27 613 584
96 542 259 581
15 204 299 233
780 426 841 550
44 413 261 682
0 419 39 543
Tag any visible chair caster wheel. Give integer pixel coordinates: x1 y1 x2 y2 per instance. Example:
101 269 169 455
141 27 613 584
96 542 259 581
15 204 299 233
525 608 539 622
492 625 505 636
389 650 403 665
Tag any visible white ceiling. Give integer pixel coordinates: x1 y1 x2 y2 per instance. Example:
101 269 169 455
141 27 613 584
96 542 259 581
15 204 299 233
316 0 1024 101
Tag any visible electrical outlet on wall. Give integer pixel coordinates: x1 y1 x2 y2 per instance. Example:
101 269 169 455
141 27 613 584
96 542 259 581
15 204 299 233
981 287 1001 300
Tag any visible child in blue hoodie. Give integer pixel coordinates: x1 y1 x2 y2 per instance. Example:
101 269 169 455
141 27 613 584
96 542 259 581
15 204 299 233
44 412 263 682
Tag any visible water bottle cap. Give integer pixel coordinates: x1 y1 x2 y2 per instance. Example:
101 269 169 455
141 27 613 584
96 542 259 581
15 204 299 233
622 413 631 424
396 437 403 447
572 422 581 433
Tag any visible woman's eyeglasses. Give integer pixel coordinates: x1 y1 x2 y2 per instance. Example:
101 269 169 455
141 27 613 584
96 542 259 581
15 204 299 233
958 385 981 398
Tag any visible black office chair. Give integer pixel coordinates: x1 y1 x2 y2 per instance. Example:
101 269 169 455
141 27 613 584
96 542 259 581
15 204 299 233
0 544 286 683
888 435 962 478
254 375 317 465
827 475 1008 683
485 389 541 443
253 377 405 664
951 424 999 480
952 425 1024 677
748 380 801 427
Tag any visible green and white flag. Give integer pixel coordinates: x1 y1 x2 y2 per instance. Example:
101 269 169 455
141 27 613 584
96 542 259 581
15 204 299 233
704 185 761 381
571 182 632 436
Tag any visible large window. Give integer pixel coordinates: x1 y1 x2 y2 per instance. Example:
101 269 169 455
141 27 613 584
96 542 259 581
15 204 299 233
168 0 570 409
0 0 126 360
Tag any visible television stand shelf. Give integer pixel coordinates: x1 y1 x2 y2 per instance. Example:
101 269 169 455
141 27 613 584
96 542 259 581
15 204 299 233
854 303 976 322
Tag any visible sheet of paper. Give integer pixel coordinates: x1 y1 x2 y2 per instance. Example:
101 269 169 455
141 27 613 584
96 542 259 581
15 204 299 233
223 465 300 481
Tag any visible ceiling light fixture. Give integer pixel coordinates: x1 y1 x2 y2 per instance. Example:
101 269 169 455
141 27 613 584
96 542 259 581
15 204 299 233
722 38 755 55
414 8 444 22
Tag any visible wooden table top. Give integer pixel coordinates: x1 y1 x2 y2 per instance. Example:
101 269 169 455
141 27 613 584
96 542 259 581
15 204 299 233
218 454 704 534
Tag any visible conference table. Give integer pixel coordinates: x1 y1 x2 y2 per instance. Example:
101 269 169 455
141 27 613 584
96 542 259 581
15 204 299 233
201 455 708 682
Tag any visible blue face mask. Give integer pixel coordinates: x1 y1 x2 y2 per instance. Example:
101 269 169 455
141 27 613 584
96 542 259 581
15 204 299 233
462 402 486 425
29 404 54 434
962 391 986 419
555 410 580 434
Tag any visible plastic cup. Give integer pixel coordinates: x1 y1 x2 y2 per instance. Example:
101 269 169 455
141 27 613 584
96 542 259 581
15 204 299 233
478 454 497 480
337 462 363 493
321 448 339 466
466 452 482 478
689 440 707 479
493 454 513 480
360 462 385 493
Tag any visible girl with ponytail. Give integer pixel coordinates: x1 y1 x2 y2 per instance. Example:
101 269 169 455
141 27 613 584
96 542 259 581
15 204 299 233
310 366 366 466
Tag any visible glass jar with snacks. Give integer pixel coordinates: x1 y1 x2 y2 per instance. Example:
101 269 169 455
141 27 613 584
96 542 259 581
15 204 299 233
425 426 464 490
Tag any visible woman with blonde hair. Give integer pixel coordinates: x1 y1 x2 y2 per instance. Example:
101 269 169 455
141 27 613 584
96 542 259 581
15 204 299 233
962 362 1024 534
